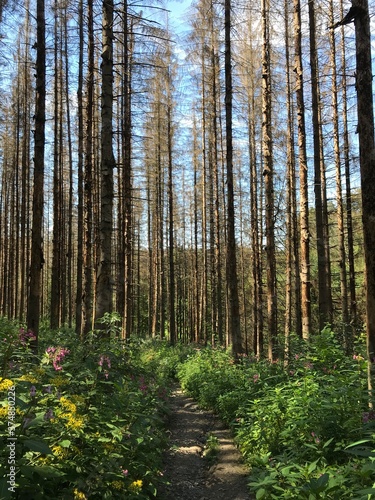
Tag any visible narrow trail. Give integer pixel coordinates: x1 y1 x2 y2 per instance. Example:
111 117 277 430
157 386 252 500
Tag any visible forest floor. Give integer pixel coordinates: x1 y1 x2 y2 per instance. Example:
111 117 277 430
157 385 253 500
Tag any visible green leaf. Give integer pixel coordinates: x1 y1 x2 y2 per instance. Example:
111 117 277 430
346 439 371 449
26 413 45 428
256 488 266 499
58 440 71 448
315 473 329 490
22 465 66 479
23 438 53 455
307 460 318 475
357 488 375 495
323 437 334 449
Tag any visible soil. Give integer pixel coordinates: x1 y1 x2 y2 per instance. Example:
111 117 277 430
157 385 253 500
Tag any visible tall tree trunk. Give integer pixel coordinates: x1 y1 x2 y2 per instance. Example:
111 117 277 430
284 0 300 351
167 81 176 346
63 5 74 328
121 0 133 339
75 0 84 335
19 1 32 322
293 0 311 340
51 4 61 329
96 0 115 326
351 0 375 402
224 0 241 357
261 0 277 360
27 0 46 349
329 0 348 334
83 0 94 336
309 0 331 331
339 3 357 329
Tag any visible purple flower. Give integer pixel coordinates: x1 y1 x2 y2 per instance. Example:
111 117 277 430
23 416 33 428
46 346 70 371
98 355 111 369
311 432 320 444
30 385 37 397
363 411 375 423
44 408 54 421
19 328 36 345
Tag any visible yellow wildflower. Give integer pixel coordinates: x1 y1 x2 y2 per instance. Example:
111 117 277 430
111 480 124 490
52 445 68 459
18 374 38 383
73 489 87 500
0 378 14 391
49 375 69 387
129 480 143 492
104 442 116 452
65 414 85 431
59 397 77 414
0 405 9 418
33 367 46 376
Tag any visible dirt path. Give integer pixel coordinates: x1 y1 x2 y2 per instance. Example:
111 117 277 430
157 386 252 500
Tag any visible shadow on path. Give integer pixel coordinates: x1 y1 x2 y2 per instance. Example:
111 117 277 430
157 386 252 500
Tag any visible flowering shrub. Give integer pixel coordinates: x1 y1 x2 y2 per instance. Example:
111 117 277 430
175 329 375 498
44 346 71 371
0 320 174 499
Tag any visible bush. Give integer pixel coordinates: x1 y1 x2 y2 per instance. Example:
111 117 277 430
174 330 375 499
0 321 177 499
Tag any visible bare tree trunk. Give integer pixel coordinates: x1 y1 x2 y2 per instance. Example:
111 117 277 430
309 0 331 331
83 0 94 336
96 0 115 326
224 0 241 357
27 0 46 349
19 1 32 322
63 5 74 328
293 0 311 340
328 0 349 335
51 4 61 329
121 0 133 339
284 0 300 352
261 0 277 360
167 80 176 346
339 0 357 331
351 0 375 403
75 0 84 335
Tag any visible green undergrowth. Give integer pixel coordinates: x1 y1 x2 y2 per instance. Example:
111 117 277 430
175 328 375 499
2 318 375 499
0 317 191 500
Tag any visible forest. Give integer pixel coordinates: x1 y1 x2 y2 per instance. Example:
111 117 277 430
0 0 373 353
0 0 375 497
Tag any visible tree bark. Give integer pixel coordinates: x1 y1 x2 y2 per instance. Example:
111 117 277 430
96 0 116 326
293 0 311 340
261 0 277 360
27 0 46 350
224 0 241 357
351 0 375 402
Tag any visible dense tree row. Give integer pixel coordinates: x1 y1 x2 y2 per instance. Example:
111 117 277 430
0 0 373 360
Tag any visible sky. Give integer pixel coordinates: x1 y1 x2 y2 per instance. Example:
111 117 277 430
166 0 192 33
